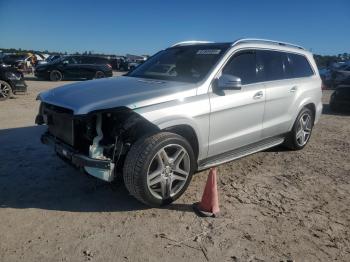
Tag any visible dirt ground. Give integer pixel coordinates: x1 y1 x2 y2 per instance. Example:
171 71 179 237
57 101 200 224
0 74 349 262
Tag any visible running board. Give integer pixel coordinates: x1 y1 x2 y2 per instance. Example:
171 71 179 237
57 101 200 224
198 136 285 171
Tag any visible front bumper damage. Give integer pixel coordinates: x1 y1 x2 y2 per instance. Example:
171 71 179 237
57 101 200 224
36 101 159 183
41 132 115 182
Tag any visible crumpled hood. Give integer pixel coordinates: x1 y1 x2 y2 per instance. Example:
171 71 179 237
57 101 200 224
38 76 197 115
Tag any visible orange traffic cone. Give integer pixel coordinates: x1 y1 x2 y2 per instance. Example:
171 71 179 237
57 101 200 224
193 168 220 217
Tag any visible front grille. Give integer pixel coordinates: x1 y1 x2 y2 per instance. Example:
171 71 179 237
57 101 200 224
43 103 75 146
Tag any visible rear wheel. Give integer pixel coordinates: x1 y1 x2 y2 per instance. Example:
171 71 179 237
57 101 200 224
94 71 105 79
0 80 13 101
50 70 63 81
329 94 339 112
123 132 195 206
284 107 314 150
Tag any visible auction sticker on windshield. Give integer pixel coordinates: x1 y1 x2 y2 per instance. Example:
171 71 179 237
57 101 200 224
196 49 221 55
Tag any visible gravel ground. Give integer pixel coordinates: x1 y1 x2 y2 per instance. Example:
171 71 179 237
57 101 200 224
0 75 349 262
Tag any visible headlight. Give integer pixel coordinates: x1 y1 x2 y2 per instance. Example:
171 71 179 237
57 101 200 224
5 71 22 80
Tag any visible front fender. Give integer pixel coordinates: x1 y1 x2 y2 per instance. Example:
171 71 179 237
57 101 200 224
133 95 211 160
151 116 207 161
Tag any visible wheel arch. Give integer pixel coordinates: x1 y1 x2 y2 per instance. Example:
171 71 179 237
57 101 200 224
289 99 317 131
155 118 204 161
163 124 200 160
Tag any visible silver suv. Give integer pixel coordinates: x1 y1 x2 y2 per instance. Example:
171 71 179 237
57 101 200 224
36 38 322 206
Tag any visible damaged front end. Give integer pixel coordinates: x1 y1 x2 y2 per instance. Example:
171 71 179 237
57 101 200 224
36 103 158 182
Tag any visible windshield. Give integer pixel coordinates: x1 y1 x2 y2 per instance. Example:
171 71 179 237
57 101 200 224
127 44 230 83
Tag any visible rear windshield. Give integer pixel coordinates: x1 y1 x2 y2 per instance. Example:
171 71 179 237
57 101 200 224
127 44 230 83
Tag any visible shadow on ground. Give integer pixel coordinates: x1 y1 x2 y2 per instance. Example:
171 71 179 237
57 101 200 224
0 126 194 213
0 126 188 213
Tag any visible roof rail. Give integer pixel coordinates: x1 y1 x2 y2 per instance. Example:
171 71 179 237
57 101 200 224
232 38 305 50
171 40 214 47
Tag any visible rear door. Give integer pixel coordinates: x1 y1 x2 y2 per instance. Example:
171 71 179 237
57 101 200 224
259 50 314 138
78 56 95 78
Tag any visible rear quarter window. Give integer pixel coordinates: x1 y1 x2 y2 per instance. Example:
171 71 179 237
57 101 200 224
285 53 314 78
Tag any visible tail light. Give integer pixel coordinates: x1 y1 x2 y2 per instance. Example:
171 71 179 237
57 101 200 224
107 64 112 69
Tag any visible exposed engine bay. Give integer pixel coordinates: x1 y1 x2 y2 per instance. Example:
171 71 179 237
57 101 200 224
36 102 159 181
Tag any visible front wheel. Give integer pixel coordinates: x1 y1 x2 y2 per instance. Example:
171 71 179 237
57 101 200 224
284 107 314 150
123 132 196 207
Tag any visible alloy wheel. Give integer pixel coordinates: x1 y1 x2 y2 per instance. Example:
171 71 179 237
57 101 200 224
296 113 312 146
0 81 11 99
95 71 105 78
147 144 190 200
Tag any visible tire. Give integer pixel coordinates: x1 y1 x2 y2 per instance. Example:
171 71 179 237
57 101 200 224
284 107 314 150
329 95 339 112
49 70 63 81
0 80 13 101
123 132 196 207
94 71 105 79
329 101 339 112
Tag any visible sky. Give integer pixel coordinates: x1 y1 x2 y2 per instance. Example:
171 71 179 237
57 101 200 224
0 0 349 56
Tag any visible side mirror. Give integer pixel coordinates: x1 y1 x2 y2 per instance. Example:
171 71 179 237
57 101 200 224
216 74 242 90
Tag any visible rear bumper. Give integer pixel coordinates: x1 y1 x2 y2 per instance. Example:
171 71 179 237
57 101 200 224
41 132 115 182
315 101 323 124
9 78 27 93
105 70 113 77
331 99 350 109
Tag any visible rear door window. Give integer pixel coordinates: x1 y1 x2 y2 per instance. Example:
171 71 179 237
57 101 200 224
256 50 285 81
79 56 93 64
222 51 257 85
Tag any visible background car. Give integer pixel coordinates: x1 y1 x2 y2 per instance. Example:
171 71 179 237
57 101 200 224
37 55 62 66
34 55 113 81
109 56 128 71
0 66 27 100
329 85 350 112
0 54 27 68
330 64 350 87
0 53 46 73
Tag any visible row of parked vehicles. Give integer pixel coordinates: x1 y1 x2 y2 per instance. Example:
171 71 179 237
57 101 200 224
319 61 350 88
33 55 149 81
0 53 146 72
319 61 350 112
0 53 147 100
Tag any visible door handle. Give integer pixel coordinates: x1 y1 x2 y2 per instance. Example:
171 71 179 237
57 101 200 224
290 85 298 92
253 91 263 99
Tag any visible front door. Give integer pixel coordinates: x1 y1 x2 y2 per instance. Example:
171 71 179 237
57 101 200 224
208 50 265 157
57 57 81 79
